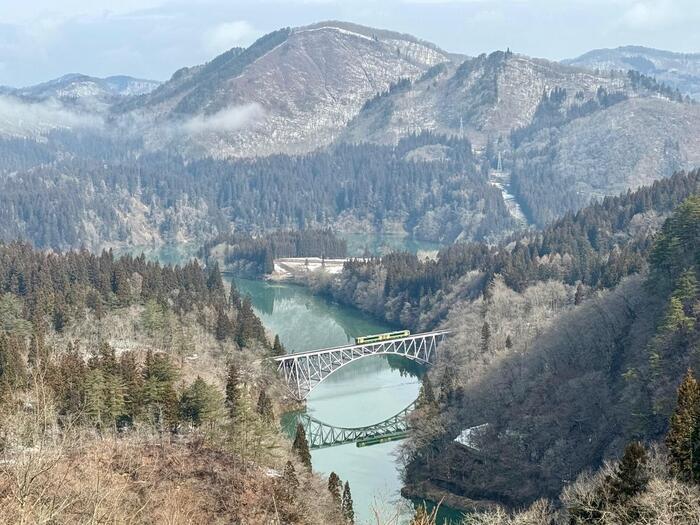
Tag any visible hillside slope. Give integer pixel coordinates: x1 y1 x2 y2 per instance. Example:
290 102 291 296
342 51 627 148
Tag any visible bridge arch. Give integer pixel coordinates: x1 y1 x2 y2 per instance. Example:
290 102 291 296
273 330 449 400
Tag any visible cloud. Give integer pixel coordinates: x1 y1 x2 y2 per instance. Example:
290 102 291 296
619 0 681 29
181 103 265 134
203 20 261 55
0 95 103 135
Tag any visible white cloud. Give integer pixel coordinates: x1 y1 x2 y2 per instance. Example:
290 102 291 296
619 0 684 30
203 20 261 55
182 103 265 134
0 95 103 135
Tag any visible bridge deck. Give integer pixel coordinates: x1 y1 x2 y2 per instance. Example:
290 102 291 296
272 329 451 360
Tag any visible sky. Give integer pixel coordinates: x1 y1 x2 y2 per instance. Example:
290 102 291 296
1 0 698 87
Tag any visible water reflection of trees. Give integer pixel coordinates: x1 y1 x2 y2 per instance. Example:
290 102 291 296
386 354 426 378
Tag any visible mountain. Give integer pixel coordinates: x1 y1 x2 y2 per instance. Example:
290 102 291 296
0 74 159 139
15 73 160 104
1 22 699 250
564 46 700 100
341 50 630 148
119 21 454 157
341 49 700 224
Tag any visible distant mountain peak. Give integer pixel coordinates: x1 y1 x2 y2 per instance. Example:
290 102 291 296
12 73 160 103
564 45 700 100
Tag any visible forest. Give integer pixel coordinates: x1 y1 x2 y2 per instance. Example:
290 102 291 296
0 242 357 523
316 169 699 329
398 189 700 519
0 132 515 250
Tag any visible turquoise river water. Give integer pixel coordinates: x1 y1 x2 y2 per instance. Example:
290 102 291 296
122 237 464 524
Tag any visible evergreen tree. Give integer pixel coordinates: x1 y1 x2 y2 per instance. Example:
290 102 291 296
665 369 700 482
604 441 649 502
206 262 225 298
215 309 234 342
141 299 166 337
692 416 700 483
229 389 273 461
119 351 144 424
416 375 437 410
229 284 242 309
438 366 458 405
292 423 312 469
328 472 342 507
480 321 491 353
505 334 513 349
111 266 131 305
341 481 355 524
27 325 48 369
180 376 223 427
281 460 299 503
574 283 585 305
84 368 108 426
225 363 241 418
272 335 286 357
661 297 694 333
0 333 27 395
236 295 265 347
256 389 275 425
142 351 179 431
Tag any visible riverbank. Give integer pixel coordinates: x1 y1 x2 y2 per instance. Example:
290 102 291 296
401 481 498 515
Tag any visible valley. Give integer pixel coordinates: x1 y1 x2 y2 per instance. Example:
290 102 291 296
0 12 699 525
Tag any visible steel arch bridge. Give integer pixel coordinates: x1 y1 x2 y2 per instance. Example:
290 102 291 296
273 330 449 400
291 401 416 449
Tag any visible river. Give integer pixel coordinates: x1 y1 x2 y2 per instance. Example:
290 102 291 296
234 277 422 523
122 238 463 524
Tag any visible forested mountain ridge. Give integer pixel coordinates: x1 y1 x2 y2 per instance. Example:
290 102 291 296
317 169 699 329
389 183 700 510
0 23 697 255
564 45 700 100
15 73 160 102
0 133 515 250
342 49 700 227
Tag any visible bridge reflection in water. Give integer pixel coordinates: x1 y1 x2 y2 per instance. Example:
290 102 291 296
288 401 416 450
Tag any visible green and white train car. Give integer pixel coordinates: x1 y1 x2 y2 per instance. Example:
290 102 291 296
354 330 410 345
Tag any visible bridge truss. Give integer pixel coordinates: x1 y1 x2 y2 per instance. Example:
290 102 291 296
273 330 450 400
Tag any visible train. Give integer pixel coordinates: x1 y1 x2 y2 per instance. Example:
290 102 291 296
354 330 410 345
